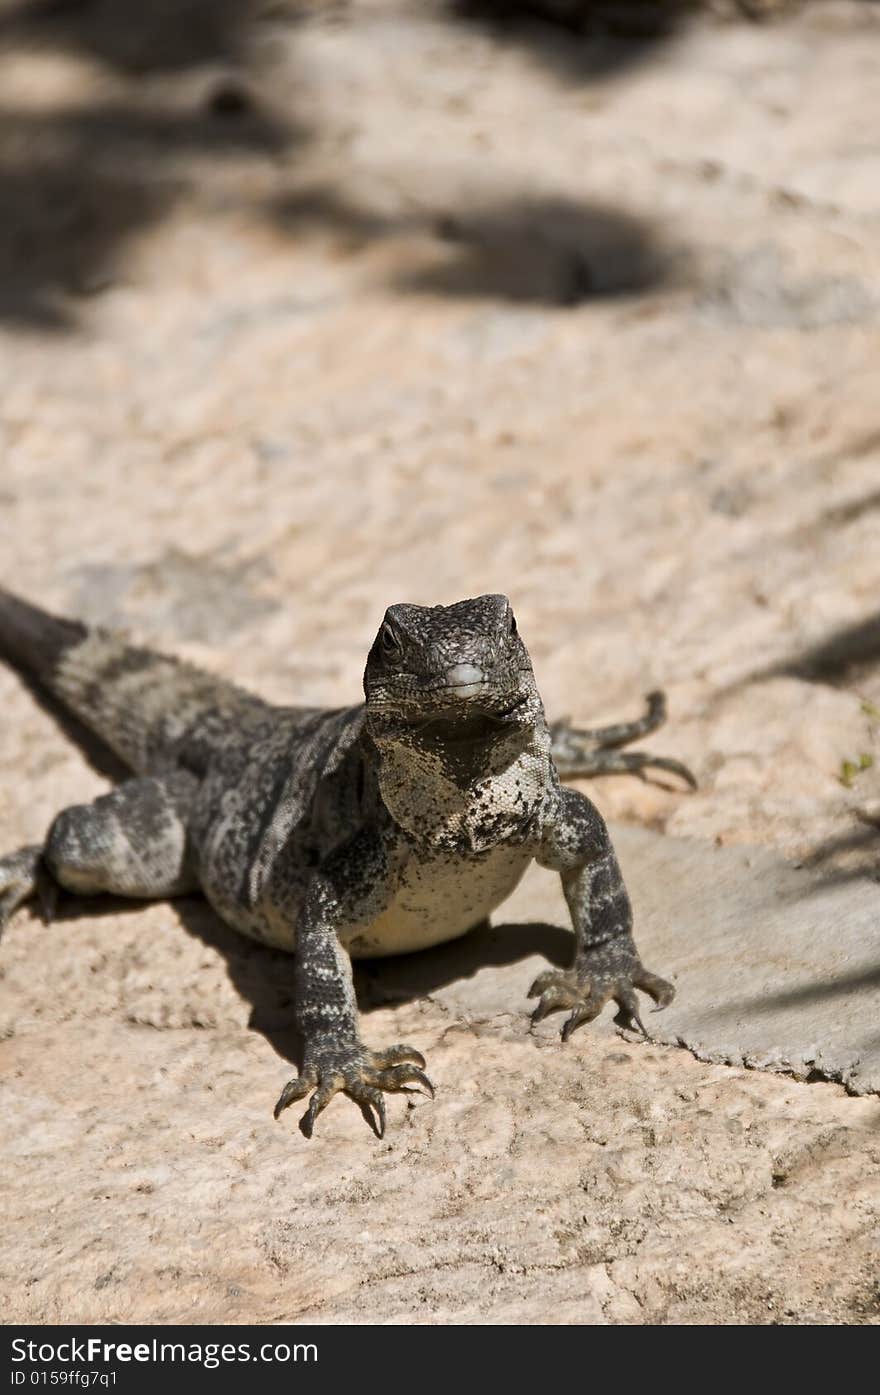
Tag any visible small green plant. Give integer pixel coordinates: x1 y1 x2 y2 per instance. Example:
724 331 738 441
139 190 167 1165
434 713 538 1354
839 753 875 788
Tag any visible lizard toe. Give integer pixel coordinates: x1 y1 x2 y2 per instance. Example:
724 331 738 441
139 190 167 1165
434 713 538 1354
527 968 575 999
633 967 675 1011
368 1043 426 1071
365 1062 435 1098
345 1081 386 1139
560 988 611 1041
300 1077 343 1138
612 984 646 1035
273 1068 318 1121
530 944 675 1042
531 983 579 1024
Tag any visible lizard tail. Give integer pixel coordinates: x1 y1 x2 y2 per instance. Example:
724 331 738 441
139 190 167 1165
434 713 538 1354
0 586 265 776
0 587 87 685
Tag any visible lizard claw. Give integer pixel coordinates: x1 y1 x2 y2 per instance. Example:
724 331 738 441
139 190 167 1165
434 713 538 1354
527 962 673 1040
633 966 676 1010
369 1043 426 1070
273 1069 317 1121
274 1042 434 1139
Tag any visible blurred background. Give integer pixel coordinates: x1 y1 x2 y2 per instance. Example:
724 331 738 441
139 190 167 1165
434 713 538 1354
1 0 879 866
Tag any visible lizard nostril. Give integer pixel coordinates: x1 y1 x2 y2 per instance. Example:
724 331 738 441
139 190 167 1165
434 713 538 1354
445 663 484 694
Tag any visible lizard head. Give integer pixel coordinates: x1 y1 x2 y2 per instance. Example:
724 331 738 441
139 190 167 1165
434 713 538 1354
363 594 545 760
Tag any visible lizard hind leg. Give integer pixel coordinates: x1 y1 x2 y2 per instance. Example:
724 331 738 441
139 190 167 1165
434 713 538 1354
550 690 696 788
43 771 200 902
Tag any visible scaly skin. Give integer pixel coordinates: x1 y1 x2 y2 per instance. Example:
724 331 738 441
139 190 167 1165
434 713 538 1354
0 588 692 1137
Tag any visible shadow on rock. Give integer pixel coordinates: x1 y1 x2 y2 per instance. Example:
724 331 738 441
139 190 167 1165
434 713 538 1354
0 1 682 323
0 100 296 328
355 918 572 1009
177 900 572 1068
273 186 677 306
746 610 880 687
447 0 687 83
174 895 305 1069
2 665 131 782
0 0 261 74
714 962 880 1016
791 820 880 891
0 159 175 329
0 0 302 328
43 888 570 1071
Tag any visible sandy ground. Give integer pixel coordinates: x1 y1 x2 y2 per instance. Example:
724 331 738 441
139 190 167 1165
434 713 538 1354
1 0 879 1324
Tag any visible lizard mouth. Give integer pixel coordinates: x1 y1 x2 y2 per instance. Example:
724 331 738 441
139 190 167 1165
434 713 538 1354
484 694 530 720
380 693 532 745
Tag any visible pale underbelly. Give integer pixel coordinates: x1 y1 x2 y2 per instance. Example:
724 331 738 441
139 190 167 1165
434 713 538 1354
341 844 533 958
204 838 534 958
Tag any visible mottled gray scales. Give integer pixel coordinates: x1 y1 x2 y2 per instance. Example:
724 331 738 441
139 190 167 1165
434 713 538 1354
45 773 199 899
0 585 691 1137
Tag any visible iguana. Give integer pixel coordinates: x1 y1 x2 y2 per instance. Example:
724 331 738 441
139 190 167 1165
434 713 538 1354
0 588 693 1138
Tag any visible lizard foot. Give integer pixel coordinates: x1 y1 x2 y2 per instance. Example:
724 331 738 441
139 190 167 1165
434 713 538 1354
528 959 674 1040
274 1042 434 1139
551 692 696 788
0 845 48 936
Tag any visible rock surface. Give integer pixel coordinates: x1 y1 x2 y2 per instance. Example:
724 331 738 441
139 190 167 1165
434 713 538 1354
416 826 880 1095
1 0 879 1325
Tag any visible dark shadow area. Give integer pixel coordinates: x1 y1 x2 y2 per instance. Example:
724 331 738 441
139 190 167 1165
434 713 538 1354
747 611 880 687
0 0 685 324
174 894 304 1067
790 819 880 891
717 962 880 1016
0 98 296 327
0 0 263 74
448 0 689 83
47 887 569 1072
0 0 302 327
178 901 570 1069
2 664 131 782
272 185 393 244
0 162 173 328
802 821 880 869
398 196 673 304
274 186 675 306
356 918 571 1008
820 486 880 532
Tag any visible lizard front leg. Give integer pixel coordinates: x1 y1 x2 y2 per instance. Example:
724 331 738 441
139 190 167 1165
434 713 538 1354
0 845 46 933
529 786 674 1038
272 831 433 1139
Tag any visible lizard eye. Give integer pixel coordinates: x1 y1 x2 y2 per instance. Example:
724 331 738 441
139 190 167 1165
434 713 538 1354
380 623 401 656
509 612 518 636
